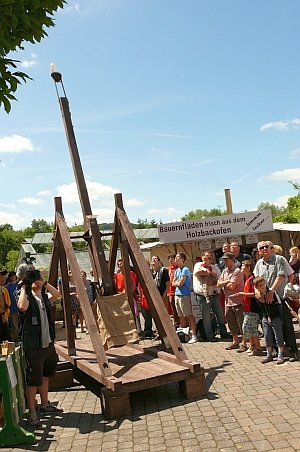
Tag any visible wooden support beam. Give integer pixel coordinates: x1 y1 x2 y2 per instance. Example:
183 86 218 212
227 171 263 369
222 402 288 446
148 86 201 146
114 193 189 362
86 215 114 295
128 246 166 340
108 213 119 283
56 211 113 379
118 226 135 317
58 97 113 296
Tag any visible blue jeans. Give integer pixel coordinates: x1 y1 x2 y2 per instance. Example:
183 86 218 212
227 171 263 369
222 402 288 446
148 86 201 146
196 293 227 339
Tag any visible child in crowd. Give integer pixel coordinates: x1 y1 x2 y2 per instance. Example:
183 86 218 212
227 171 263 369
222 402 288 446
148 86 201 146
196 259 216 304
253 276 285 365
233 260 263 355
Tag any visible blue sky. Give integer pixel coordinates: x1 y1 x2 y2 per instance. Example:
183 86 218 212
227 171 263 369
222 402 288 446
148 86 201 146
1 0 300 229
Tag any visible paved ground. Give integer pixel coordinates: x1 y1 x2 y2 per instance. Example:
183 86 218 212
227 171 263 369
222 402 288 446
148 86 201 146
6 320 300 452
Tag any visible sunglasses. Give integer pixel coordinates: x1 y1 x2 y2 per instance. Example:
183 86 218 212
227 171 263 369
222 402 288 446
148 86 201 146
259 245 269 250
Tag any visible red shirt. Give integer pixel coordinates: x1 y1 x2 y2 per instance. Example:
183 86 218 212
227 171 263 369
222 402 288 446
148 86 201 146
243 274 254 313
114 271 137 293
168 264 178 295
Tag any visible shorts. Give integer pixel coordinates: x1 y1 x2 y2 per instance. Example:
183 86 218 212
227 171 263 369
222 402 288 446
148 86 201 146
175 295 192 317
24 342 58 387
226 304 244 337
242 312 259 340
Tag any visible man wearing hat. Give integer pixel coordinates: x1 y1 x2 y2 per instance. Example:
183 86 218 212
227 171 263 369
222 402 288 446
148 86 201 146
217 252 245 350
0 269 12 342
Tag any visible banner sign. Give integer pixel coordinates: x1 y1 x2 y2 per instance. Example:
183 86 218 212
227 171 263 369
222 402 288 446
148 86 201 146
158 209 273 244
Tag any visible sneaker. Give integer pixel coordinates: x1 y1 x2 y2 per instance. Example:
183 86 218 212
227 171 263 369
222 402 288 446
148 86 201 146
27 414 41 427
187 335 198 344
40 403 64 414
237 345 248 353
248 349 264 356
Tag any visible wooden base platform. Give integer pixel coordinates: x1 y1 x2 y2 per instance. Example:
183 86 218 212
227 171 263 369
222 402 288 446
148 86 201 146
55 338 206 419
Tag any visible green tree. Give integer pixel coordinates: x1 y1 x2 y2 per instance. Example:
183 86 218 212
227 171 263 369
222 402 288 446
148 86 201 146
23 218 53 236
256 201 287 221
5 249 19 272
0 0 65 113
0 224 25 268
181 207 226 221
133 218 159 229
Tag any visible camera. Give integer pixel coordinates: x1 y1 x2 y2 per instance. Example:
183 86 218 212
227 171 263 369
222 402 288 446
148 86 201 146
21 270 41 294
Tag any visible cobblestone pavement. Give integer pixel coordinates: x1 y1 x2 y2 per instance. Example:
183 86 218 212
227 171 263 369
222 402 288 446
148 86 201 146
6 321 300 451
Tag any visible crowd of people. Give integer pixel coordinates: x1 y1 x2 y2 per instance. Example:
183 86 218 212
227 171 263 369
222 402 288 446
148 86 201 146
119 240 299 363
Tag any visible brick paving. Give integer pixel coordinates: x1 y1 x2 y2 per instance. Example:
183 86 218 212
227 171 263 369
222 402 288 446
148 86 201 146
6 321 300 451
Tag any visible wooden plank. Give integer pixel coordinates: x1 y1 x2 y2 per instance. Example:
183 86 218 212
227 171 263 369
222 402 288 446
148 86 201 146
56 212 114 380
114 194 189 362
55 338 199 394
127 343 201 373
53 202 76 355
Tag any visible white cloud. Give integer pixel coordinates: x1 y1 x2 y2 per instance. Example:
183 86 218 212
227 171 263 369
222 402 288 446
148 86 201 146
61 1 80 13
37 190 52 196
288 148 300 159
260 118 300 131
256 168 300 183
56 181 119 203
125 198 147 207
213 192 223 196
146 207 183 216
18 198 44 205
275 195 290 206
194 159 215 166
0 203 15 209
0 211 31 228
20 60 38 68
64 207 115 226
0 135 34 153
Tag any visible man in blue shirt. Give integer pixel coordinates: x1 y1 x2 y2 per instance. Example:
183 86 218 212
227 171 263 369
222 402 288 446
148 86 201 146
172 253 197 344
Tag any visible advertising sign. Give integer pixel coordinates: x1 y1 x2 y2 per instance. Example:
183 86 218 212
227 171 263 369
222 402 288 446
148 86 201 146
158 210 273 244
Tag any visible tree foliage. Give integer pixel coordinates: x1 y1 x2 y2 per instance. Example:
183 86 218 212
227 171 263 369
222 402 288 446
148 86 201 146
181 208 226 221
0 0 65 113
257 182 300 223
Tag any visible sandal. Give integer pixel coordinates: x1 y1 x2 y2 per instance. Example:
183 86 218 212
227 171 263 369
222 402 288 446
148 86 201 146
260 356 273 364
225 343 239 350
40 403 64 414
277 356 284 365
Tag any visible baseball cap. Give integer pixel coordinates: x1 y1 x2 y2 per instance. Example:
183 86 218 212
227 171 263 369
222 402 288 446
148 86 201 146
221 252 235 260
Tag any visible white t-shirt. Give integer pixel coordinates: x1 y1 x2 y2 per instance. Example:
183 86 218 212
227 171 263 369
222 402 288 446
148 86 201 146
193 263 221 296
33 293 52 345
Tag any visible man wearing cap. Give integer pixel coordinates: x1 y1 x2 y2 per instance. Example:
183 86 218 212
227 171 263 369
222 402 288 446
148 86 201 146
217 252 246 350
18 270 63 426
6 271 19 342
0 269 12 342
